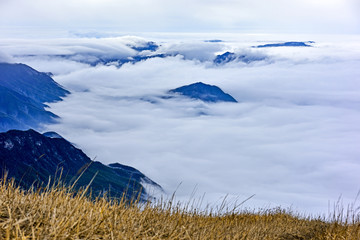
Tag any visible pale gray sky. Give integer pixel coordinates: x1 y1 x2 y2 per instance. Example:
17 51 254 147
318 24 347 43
0 0 359 34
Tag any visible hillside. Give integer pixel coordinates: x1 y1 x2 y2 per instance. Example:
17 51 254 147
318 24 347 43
0 178 359 239
0 63 69 132
0 129 161 201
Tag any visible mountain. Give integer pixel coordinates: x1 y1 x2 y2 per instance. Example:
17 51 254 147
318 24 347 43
101 54 169 67
254 41 313 48
0 129 162 201
168 82 237 103
53 53 171 67
0 63 69 132
213 52 237 65
0 63 69 103
213 51 267 65
0 85 59 130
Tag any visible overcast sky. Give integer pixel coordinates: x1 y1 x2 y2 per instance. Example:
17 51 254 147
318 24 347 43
0 0 359 34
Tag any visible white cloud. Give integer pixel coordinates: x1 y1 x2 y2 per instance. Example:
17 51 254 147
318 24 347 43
12 35 355 215
0 37 136 57
0 50 13 63
0 36 157 74
158 42 224 61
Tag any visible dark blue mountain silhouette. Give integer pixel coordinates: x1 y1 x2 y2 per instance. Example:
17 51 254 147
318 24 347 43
0 63 69 132
169 82 237 103
0 129 162 201
254 41 312 48
52 53 171 67
0 63 69 103
214 52 237 65
214 51 267 65
102 54 170 67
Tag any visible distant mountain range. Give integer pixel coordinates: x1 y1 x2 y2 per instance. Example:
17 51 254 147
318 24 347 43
169 82 237 103
0 129 161 201
0 63 69 132
254 41 313 48
9 39 316 69
91 53 171 67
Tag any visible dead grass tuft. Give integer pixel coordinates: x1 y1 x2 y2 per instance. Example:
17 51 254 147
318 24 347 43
1 177 359 239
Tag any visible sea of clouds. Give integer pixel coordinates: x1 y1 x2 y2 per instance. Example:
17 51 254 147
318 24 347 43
1 33 360 215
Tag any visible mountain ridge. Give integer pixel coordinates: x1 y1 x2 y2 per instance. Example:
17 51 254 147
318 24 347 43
0 129 161 201
0 63 69 132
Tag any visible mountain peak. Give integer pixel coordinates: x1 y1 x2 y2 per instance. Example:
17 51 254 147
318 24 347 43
169 82 237 103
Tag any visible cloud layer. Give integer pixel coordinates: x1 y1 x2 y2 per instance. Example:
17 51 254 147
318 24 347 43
2 35 360 215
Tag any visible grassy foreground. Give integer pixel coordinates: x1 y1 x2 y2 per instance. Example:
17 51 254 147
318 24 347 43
1 178 360 239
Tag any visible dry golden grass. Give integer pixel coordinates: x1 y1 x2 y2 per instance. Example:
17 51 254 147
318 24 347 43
1 177 360 240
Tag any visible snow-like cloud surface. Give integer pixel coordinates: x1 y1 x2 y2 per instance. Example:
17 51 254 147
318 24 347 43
3 35 360 215
0 36 154 74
